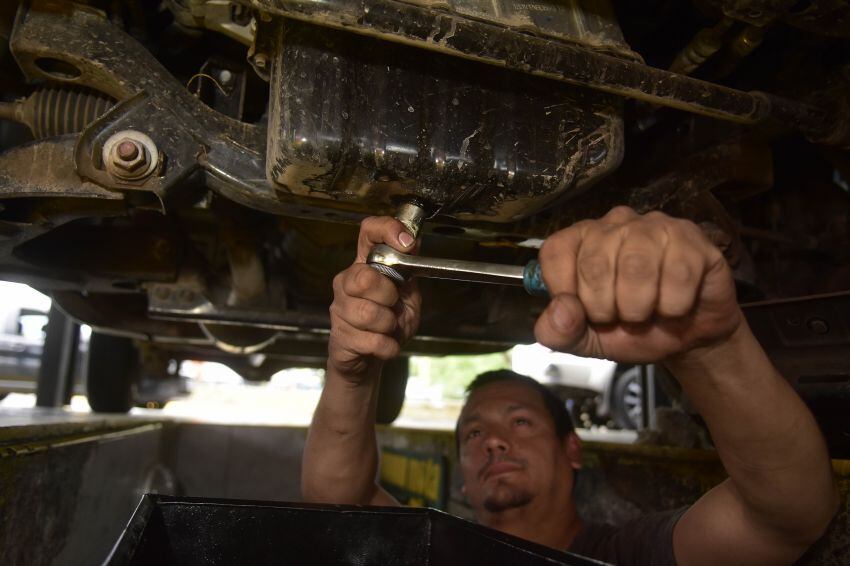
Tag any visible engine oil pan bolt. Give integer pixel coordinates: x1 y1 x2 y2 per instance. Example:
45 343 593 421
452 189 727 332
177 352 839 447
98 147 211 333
396 198 427 240
102 130 160 182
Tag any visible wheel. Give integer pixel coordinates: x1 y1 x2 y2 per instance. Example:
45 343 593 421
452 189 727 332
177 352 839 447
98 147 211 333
376 357 409 424
86 332 137 413
611 366 644 430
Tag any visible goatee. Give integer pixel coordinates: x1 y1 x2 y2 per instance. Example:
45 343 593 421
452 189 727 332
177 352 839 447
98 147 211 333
482 482 533 512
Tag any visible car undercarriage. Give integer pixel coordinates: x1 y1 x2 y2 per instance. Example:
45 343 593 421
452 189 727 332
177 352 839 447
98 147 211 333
0 0 848 444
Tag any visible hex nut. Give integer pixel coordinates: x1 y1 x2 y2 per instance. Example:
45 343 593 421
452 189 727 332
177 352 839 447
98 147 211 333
102 130 159 182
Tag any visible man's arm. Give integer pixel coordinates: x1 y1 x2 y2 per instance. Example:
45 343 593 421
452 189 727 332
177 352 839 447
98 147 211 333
667 324 839 565
533 206 839 565
301 217 420 506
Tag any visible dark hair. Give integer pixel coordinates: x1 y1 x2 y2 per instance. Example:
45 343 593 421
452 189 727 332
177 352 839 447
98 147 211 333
454 369 574 455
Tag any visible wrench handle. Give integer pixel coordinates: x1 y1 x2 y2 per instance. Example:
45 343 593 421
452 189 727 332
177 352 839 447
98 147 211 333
522 260 549 297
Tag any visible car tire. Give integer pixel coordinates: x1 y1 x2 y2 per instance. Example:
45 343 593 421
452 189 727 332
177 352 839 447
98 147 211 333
376 357 408 424
611 366 644 430
86 333 137 413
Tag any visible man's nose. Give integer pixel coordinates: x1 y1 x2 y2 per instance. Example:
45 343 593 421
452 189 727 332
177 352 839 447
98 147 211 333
483 429 510 454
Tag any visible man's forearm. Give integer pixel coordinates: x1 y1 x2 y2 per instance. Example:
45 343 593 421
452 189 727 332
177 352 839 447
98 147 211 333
303 216 419 506
301 364 382 504
666 320 839 541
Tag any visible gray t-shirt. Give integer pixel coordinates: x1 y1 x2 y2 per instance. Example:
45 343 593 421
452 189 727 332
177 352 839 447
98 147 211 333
568 508 687 565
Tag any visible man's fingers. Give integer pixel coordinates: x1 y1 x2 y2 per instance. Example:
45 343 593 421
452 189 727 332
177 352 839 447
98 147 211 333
398 280 422 328
615 228 664 323
534 294 596 357
532 208 740 363
538 222 585 297
328 216 424 376
658 224 707 318
339 264 400 307
601 205 640 226
332 319 401 361
333 296 398 334
576 227 619 323
658 257 701 318
356 216 416 263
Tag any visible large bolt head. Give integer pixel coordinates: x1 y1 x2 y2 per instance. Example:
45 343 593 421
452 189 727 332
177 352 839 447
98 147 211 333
102 130 159 182
111 138 147 173
117 140 139 160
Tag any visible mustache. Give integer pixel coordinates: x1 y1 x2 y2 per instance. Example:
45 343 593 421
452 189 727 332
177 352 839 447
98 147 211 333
478 455 525 480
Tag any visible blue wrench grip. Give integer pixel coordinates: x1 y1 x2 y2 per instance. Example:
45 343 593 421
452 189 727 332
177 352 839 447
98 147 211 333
522 260 549 298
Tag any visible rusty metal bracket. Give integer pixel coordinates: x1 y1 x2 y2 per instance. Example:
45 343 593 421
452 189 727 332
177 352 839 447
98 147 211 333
5 2 392 226
72 92 200 205
0 136 123 202
8 3 276 207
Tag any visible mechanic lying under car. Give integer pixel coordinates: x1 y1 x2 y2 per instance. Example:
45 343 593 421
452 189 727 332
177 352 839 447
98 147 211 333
301 206 839 565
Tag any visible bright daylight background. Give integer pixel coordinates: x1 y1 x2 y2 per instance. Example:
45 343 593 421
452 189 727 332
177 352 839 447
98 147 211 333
0 282 517 429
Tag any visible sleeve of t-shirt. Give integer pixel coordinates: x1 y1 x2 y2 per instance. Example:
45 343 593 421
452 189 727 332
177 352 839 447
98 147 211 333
568 506 688 566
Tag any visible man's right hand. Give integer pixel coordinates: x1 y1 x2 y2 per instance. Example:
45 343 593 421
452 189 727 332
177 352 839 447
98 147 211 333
328 216 422 381
304 216 418 507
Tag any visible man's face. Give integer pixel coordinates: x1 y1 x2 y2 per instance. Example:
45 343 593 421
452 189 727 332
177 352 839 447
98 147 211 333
457 381 580 517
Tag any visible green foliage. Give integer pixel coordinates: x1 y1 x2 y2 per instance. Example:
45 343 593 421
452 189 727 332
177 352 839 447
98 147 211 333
410 351 513 399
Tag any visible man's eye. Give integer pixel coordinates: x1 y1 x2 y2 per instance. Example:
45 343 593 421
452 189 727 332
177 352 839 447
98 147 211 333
515 417 530 426
466 429 481 440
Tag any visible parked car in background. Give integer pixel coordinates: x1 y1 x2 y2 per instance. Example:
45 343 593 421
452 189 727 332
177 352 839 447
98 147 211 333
0 282 84 400
512 343 653 430
0 281 191 409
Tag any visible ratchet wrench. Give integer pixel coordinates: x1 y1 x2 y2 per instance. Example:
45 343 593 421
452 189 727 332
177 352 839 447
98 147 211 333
367 244 549 297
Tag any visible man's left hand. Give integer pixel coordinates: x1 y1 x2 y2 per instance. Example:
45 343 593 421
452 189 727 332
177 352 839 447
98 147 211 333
534 206 741 364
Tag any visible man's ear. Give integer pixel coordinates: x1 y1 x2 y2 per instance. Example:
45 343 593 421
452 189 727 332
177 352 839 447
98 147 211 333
563 432 582 470
461 484 467 496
